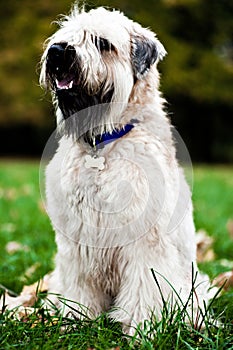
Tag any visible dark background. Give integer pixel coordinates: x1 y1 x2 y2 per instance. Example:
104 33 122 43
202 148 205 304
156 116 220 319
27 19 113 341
0 0 232 162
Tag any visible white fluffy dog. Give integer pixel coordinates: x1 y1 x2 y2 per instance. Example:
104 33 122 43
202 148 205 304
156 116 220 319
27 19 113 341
40 5 210 333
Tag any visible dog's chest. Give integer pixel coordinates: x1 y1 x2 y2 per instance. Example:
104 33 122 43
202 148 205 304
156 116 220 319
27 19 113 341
46 135 174 247
51 139 148 215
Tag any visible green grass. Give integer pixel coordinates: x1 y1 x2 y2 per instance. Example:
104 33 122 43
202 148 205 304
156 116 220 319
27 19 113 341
0 161 55 294
193 166 233 279
0 161 233 349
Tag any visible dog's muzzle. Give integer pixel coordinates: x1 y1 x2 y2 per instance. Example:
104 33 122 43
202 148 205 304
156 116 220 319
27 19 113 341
46 43 78 90
45 42 114 119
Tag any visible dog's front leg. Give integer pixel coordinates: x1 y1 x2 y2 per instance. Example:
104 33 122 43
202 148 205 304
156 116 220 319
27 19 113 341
47 252 112 319
110 259 164 335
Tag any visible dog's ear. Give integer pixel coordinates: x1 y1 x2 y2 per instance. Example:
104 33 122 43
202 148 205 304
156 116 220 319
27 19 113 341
131 35 166 79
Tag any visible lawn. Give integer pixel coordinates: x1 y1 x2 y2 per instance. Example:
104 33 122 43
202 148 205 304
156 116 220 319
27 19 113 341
0 161 233 349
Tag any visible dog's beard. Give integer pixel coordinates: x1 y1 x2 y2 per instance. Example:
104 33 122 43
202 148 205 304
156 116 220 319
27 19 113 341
55 84 114 119
53 79 115 140
46 65 114 120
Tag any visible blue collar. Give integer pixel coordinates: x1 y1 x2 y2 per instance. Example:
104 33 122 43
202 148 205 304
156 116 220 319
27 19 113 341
85 124 135 149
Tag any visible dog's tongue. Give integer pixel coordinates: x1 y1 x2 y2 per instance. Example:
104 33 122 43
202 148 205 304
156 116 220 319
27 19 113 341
56 78 74 90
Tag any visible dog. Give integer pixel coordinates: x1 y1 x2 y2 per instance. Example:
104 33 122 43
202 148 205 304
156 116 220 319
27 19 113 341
40 5 210 334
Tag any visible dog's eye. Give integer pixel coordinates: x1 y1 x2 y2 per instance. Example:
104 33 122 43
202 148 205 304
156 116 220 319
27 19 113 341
94 37 115 52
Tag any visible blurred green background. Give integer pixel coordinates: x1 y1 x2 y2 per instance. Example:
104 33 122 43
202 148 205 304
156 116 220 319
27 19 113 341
0 0 232 162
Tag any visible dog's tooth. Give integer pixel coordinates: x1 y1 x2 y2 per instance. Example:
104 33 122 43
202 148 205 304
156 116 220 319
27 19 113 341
68 80 74 89
56 79 63 89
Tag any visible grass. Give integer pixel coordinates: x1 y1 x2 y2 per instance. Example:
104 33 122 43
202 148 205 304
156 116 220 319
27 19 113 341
0 161 233 349
193 166 233 278
0 161 55 294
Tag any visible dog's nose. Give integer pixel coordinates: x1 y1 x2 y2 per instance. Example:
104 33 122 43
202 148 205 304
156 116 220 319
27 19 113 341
47 43 76 80
48 43 67 58
47 43 67 68
47 43 67 78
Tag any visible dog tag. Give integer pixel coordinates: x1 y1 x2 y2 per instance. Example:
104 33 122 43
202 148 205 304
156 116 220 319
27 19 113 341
84 155 105 170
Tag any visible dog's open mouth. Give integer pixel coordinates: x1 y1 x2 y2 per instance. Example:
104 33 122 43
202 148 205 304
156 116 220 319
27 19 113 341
54 74 82 91
56 76 76 90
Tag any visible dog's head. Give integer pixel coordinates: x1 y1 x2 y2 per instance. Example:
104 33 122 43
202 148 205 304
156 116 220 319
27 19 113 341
40 6 166 133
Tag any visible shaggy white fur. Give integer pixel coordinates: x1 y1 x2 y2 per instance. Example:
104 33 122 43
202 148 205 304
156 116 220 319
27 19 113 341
40 5 211 334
